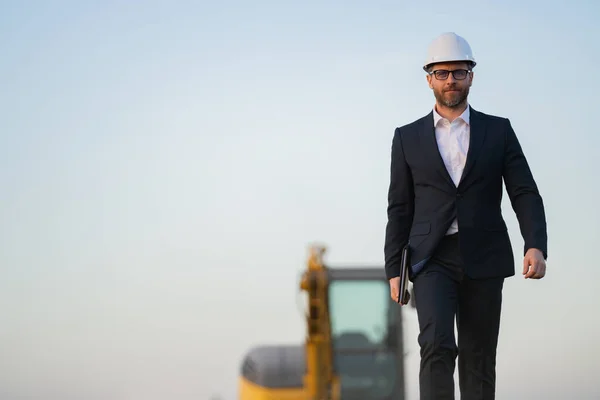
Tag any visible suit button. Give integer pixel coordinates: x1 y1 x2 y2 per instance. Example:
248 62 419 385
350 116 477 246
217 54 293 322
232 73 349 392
456 193 462 198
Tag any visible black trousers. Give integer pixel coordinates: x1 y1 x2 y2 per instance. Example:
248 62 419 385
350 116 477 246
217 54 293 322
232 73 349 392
413 233 504 400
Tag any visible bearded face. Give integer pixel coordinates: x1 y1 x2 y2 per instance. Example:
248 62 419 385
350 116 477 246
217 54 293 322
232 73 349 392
426 62 473 109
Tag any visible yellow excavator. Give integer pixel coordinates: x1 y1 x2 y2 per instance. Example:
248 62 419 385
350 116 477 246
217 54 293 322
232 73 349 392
238 244 415 400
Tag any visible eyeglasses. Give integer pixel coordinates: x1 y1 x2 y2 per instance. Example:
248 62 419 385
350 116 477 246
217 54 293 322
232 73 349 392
429 69 471 80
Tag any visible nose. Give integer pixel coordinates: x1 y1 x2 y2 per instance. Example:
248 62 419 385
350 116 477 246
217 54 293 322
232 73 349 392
445 73 458 89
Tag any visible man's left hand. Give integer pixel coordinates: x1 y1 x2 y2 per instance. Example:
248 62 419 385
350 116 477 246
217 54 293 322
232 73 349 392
523 248 546 279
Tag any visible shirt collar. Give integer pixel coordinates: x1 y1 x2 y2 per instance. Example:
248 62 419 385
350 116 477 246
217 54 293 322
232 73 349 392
433 104 470 126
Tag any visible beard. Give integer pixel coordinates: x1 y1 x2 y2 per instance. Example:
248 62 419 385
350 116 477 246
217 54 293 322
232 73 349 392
434 85 469 108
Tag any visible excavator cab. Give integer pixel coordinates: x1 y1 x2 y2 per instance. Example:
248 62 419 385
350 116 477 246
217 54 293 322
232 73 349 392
238 246 414 400
327 268 407 400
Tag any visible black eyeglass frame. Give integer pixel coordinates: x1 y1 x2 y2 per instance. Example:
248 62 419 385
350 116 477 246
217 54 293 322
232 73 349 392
428 69 472 80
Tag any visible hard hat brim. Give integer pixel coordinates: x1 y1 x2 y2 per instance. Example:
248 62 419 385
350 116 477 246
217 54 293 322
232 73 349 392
423 58 476 71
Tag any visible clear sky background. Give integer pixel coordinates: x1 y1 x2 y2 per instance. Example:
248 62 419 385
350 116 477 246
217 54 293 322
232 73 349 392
1 1 599 399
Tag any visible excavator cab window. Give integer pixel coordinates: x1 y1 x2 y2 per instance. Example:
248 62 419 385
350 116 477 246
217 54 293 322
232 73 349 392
328 274 401 400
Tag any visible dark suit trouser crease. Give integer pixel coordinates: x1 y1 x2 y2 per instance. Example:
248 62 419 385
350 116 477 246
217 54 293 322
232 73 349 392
413 233 504 400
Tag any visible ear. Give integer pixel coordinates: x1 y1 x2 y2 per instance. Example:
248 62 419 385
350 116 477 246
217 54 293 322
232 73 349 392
426 74 433 89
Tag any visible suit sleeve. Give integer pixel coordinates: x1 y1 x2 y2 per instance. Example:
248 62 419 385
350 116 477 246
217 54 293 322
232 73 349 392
384 128 414 279
502 118 548 259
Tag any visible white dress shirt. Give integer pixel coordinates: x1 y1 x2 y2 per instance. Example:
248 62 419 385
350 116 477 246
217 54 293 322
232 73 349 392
433 104 470 235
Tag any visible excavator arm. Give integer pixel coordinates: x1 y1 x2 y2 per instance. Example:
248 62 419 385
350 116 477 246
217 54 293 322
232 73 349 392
299 245 340 400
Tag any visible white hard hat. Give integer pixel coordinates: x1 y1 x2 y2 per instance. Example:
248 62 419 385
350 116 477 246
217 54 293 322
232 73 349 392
423 32 476 71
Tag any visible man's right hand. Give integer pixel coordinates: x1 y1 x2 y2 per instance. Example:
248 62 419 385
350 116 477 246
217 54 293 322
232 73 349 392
389 277 400 302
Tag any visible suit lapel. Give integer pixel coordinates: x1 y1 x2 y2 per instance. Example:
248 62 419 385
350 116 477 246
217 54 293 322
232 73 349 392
420 111 455 188
459 106 487 187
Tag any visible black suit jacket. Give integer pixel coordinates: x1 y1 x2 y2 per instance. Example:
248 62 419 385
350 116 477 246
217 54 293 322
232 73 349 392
384 106 547 281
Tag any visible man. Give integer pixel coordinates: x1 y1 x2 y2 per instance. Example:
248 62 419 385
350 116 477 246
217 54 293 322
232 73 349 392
384 32 548 400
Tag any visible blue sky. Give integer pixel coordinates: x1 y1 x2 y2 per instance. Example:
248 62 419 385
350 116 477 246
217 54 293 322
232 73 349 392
1 1 599 399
